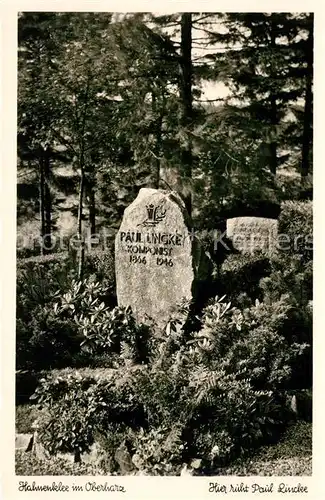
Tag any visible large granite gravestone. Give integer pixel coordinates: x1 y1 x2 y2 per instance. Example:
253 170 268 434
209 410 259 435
226 217 278 255
115 188 209 328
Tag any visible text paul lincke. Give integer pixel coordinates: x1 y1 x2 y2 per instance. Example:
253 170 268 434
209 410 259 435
209 482 308 494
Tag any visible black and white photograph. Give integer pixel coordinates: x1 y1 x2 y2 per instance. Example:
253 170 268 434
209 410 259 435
1 3 318 494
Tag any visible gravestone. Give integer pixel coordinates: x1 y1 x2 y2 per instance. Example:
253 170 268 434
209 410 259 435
115 188 209 328
226 217 278 255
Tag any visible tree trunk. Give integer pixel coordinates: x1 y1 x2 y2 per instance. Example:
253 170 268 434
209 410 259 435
88 183 96 236
180 13 193 214
77 166 85 280
269 18 278 175
77 72 92 279
154 116 163 190
154 138 161 190
43 147 52 252
151 91 160 189
39 156 46 256
301 19 313 179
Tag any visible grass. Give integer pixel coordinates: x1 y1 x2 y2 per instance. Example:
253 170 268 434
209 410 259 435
218 456 312 476
215 421 312 476
253 421 312 460
15 450 105 476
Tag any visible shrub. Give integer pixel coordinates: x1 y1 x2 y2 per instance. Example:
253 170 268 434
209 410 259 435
16 249 117 326
188 376 280 466
219 253 271 305
16 277 118 371
278 201 312 263
32 369 146 459
186 295 308 392
32 295 307 474
84 248 116 292
16 253 78 326
254 202 313 391
15 404 39 433
130 425 185 475
259 256 312 390
32 373 107 457
261 256 312 308
53 280 150 363
16 248 119 372
16 291 84 371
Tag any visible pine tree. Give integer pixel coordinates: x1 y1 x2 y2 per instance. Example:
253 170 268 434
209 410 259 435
205 13 313 177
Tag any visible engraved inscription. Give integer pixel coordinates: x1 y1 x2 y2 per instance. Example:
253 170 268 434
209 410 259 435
119 230 184 267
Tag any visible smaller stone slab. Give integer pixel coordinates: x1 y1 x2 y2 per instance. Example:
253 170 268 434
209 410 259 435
15 433 33 451
226 217 278 255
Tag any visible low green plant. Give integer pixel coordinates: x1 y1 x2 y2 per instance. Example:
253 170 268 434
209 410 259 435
130 425 185 475
219 253 271 305
278 200 312 263
16 253 78 320
16 276 124 371
53 280 150 363
259 252 312 389
84 248 116 293
16 305 81 371
31 294 308 474
31 373 105 457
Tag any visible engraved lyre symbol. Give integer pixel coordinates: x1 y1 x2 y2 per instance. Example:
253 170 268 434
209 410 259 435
139 203 167 227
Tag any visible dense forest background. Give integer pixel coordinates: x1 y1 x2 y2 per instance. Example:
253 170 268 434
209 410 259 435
17 12 313 257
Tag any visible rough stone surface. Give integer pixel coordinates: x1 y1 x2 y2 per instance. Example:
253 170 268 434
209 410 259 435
226 217 278 255
15 433 33 451
115 188 209 328
32 431 51 460
82 441 111 467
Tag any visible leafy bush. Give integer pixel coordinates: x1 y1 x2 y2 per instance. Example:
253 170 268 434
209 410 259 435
16 276 120 371
17 304 82 371
16 253 79 370
182 296 309 407
17 254 78 309
32 295 308 474
32 369 146 460
278 200 312 263
84 248 116 296
219 253 271 305
16 248 119 372
130 425 185 475
254 201 313 389
32 373 107 457
16 250 116 323
261 256 312 308
53 280 150 363
259 256 312 389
